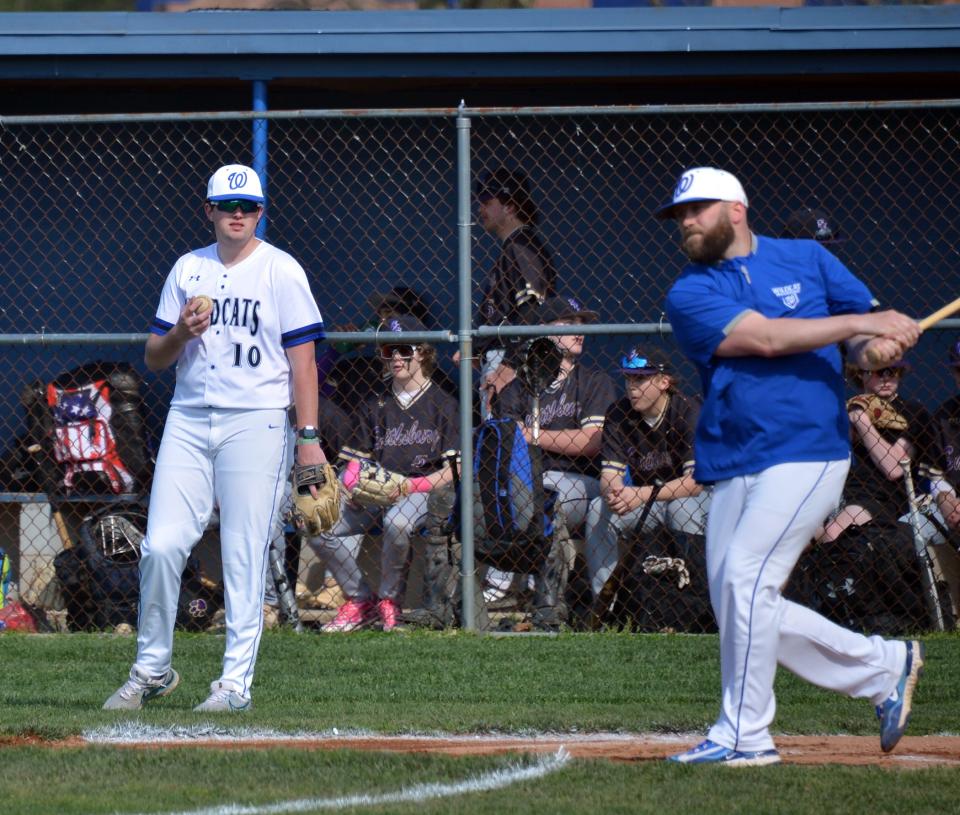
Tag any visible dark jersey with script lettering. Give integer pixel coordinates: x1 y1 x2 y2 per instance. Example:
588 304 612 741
601 393 700 486
925 394 960 491
845 395 934 525
342 381 459 476
495 363 616 475
477 225 557 355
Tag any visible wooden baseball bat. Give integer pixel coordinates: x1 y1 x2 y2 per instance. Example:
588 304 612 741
52 507 73 550
865 295 960 365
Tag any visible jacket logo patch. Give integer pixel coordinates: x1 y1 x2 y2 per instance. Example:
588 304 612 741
771 283 801 309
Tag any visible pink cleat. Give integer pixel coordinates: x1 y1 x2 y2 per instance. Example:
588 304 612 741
324 598 377 632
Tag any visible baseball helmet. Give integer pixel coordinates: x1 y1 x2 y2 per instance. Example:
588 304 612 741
781 208 844 244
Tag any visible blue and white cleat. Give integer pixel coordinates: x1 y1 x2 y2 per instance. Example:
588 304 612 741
103 667 180 711
668 739 781 767
194 680 251 713
877 640 925 753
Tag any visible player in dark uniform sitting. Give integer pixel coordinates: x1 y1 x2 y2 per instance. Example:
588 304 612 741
496 295 617 536
819 359 936 542
922 338 960 539
308 315 459 632
584 348 708 598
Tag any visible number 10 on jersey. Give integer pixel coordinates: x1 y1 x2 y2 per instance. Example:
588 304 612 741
232 343 262 368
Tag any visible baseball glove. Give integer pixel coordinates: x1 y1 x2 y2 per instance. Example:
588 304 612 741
291 462 340 535
846 394 909 431
642 555 691 590
351 462 410 508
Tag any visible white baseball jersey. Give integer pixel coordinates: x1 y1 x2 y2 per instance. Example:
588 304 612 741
135 237 323 698
150 241 324 408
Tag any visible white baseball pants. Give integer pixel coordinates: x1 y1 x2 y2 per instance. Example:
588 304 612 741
134 406 290 698
706 459 906 753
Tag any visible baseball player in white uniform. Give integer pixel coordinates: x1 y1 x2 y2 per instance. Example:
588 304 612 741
104 164 326 712
657 167 925 765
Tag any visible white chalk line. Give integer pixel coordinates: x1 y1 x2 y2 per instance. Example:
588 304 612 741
98 747 571 815
888 753 960 766
81 724 960 770
83 722 685 746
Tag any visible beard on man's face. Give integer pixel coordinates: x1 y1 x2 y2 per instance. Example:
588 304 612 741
681 214 735 265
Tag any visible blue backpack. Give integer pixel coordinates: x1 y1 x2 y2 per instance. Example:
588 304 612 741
470 418 553 570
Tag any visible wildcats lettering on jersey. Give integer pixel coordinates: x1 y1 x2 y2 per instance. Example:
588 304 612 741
210 298 261 336
771 283 801 309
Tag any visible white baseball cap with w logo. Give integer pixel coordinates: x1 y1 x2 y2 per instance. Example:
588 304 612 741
207 164 265 203
655 166 748 220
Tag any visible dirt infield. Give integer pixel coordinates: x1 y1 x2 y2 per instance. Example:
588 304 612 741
13 730 957 768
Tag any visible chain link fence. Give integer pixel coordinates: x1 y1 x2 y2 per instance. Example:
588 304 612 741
1 101 959 635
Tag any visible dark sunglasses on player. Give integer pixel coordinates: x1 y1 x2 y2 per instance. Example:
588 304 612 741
869 367 905 379
211 199 261 214
379 343 418 360
620 354 666 374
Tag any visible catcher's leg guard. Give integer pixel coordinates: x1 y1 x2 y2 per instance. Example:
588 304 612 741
531 528 569 631
403 541 457 629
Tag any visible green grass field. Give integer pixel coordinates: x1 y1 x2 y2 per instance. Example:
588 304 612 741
2 630 959 814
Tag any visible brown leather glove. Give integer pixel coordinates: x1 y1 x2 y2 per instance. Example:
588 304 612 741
292 463 341 535
847 394 909 432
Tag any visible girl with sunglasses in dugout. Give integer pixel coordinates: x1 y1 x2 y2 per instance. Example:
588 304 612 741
307 315 459 631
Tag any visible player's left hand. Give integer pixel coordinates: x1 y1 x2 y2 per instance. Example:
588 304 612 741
938 493 960 531
296 443 327 497
860 336 909 368
605 487 628 515
857 310 921 368
604 485 636 515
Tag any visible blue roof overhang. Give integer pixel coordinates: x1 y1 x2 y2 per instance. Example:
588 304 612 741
0 7 958 82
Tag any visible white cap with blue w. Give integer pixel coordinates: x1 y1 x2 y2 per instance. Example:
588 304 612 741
207 164 265 203
655 167 748 220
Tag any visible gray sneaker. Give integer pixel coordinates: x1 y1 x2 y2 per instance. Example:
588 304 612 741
103 666 180 711
193 680 251 713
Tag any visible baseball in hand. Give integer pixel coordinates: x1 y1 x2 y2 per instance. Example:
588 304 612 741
191 295 213 316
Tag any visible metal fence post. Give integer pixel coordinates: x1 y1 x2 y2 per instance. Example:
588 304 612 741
456 101 476 631
252 79 269 239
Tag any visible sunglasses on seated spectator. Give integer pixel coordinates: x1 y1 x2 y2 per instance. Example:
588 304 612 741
865 367 904 379
620 355 667 374
379 343 418 359
210 199 261 214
